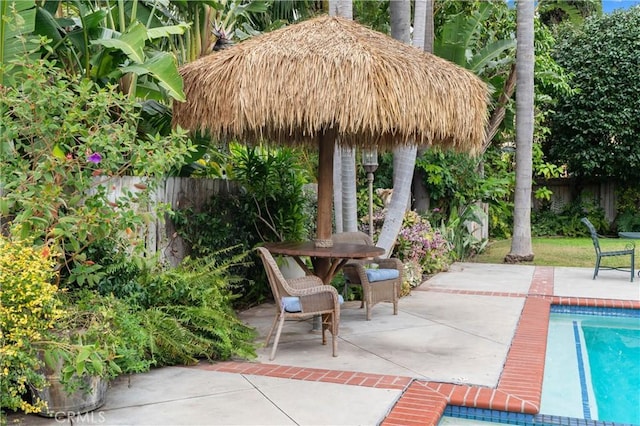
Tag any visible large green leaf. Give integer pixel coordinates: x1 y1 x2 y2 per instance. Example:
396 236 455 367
92 21 147 63
34 3 109 76
34 5 63 45
120 52 185 101
434 2 493 67
469 39 516 74
147 24 190 40
0 0 37 85
134 80 165 102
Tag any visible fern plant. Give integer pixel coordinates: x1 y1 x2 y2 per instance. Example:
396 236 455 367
136 249 257 364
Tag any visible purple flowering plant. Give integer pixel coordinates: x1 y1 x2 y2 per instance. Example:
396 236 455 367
394 211 452 276
1 58 194 289
87 152 102 164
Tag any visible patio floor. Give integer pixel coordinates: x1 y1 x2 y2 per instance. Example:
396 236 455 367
9 262 640 425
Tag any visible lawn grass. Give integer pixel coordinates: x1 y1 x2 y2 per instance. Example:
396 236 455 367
471 237 640 269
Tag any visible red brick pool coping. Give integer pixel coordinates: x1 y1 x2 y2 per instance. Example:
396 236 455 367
195 266 640 426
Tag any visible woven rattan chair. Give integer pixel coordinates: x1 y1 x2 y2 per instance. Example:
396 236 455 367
331 232 403 320
256 246 341 360
581 217 635 282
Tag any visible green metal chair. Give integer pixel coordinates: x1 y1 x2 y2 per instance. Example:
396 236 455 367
581 217 635 282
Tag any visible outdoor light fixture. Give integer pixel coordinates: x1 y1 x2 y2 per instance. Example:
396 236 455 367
361 147 379 239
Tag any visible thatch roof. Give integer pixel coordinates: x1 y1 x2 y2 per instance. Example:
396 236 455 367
173 15 489 153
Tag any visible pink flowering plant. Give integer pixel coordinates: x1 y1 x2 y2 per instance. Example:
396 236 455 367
394 211 452 282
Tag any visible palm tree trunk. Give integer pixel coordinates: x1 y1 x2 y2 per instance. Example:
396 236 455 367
340 147 358 231
377 0 415 255
506 0 535 263
330 0 358 232
377 145 417 254
333 153 343 232
411 0 434 214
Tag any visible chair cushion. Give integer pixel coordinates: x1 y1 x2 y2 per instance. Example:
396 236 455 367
365 268 400 282
281 295 344 313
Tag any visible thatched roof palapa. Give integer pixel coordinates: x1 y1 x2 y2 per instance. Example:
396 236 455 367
173 15 489 153
173 15 489 249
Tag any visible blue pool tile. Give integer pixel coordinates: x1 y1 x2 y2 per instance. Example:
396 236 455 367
551 305 640 318
443 406 638 426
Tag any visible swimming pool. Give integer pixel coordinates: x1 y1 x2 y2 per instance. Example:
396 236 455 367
540 307 640 425
439 306 640 426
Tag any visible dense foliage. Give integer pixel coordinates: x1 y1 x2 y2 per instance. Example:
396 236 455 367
395 211 451 279
0 55 257 418
532 195 608 237
0 238 61 414
175 145 316 307
614 187 640 232
134 251 257 363
544 7 640 182
415 148 512 242
0 57 193 288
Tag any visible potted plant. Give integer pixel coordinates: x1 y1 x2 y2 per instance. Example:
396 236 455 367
0 237 149 420
31 299 119 417
31 288 154 418
32 341 110 418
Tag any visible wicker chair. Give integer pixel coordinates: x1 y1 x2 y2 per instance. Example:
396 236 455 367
256 247 341 360
331 232 403 320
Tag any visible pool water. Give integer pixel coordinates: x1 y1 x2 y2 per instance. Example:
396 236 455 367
440 307 640 426
540 311 640 424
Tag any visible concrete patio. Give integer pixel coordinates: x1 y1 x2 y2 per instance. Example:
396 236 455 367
8 262 640 425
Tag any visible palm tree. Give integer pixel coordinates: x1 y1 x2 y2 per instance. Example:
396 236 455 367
506 0 535 263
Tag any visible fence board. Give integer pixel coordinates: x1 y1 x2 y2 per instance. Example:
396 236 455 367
102 177 239 266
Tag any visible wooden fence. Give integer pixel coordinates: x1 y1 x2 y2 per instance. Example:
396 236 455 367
106 176 239 266
532 178 618 222
106 176 618 265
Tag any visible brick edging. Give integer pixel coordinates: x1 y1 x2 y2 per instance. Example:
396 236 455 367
193 361 412 390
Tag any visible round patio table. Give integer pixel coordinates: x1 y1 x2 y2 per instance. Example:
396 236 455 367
618 232 640 277
263 241 385 285
618 232 640 239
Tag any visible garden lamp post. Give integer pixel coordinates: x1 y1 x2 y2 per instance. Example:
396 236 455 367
362 147 379 239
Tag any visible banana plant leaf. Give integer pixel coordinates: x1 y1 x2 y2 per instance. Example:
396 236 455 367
0 0 37 86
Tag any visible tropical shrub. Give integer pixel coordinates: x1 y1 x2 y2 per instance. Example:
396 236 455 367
0 56 193 289
416 147 511 244
532 194 607 237
614 186 640 232
439 203 488 261
175 145 316 307
231 144 314 242
544 7 640 183
136 250 257 363
49 250 258 374
0 237 62 415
